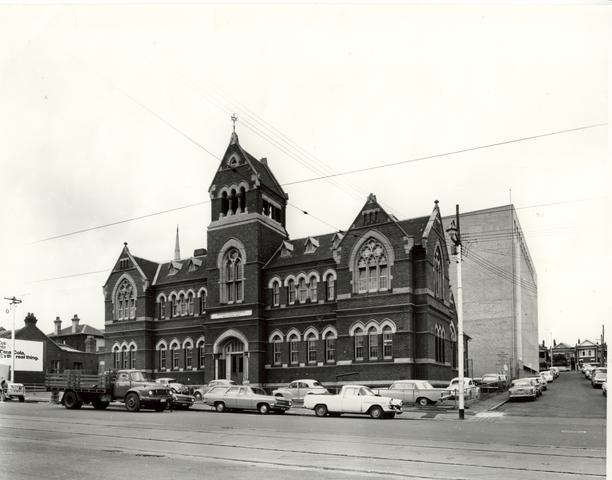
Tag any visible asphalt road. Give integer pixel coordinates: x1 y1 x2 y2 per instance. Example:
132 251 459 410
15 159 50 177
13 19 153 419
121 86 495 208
0 390 606 480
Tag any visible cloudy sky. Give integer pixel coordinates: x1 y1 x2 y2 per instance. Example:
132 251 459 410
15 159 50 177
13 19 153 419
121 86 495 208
0 3 609 347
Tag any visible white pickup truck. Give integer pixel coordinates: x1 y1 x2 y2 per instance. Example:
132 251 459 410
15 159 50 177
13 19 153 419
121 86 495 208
303 384 402 419
0 365 25 402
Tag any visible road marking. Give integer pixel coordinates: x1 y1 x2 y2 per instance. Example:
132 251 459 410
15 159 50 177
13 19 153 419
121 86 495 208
561 430 587 434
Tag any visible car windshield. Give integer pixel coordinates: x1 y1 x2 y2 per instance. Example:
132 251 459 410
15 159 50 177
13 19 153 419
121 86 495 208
312 381 322 387
359 386 376 396
512 381 531 387
251 387 267 395
129 371 150 382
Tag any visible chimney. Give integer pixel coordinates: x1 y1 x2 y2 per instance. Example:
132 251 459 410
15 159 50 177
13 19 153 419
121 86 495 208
72 314 80 334
553 339 557 348
260 157 267 166
54 316 62 335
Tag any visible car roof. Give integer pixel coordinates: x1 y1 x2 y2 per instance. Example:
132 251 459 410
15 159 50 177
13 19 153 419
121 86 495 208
157 377 177 381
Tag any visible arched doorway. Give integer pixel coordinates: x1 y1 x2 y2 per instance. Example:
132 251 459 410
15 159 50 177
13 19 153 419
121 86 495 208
213 329 249 383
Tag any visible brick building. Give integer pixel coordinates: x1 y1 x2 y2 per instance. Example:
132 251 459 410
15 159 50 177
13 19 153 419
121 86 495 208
103 131 459 387
47 314 104 355
443 205 538 379
0 313 98 383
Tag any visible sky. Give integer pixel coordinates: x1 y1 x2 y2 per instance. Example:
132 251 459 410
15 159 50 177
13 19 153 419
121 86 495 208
0 3 609 347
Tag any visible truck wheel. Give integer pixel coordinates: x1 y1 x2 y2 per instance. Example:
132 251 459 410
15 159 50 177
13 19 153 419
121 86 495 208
258 403 270 414
417 397 429 407
314 404 328 417
92 400 109 410
369 406 384 419
125 393 140 412
18 396 25 403
63 391 82 410
215 402 226 413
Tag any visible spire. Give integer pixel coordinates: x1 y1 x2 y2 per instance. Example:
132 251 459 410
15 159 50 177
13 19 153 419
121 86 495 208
229 113 239 145
174 225 181 261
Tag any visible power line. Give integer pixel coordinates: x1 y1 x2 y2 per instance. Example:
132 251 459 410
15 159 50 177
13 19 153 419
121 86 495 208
32 269 111 283
282 123 606 186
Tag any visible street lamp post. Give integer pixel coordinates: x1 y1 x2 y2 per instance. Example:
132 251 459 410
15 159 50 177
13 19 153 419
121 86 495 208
3 296 22 382
446 205 465 420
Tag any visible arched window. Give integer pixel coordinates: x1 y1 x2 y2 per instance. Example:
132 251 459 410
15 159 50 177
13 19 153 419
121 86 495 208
187 292 195 315
129 344 136 369
113 345 121 369
356 239 389 293
368 326 379 359
159 345 167 370
221 191 229 216
325 330 336 363
287 279 296 305
121 345 128 369
434 247 443 299
199 289 207 314
325 273 335 301
179 293 187 316
222 248 244 303
306 332 317 364
184 341 193 369
115 279 136 320
196 339 205 369
288 333 299 365
158 295 167 319
435 326 446 363
354 327 365 360
170 342 180 370
170 294 178 318
309 276 318 302
298 278 308 303
382 325 393 359
272 281 280 307
270 333 283 366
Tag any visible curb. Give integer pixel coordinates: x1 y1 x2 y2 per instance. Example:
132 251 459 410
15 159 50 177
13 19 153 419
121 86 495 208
488 398 509 411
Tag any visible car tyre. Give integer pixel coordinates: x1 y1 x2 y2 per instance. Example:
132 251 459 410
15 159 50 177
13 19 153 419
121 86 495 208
417 397 429 407
258 403 270 415
125 393 141 412
369 406 384 419
314 404 328 417
18 396 25 403
215 402 226 413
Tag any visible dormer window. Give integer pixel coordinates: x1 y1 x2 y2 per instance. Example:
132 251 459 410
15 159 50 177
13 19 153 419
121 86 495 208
280 241 294 258
304 237 319 254
168 261 182 276
118 258 129 269
331 232 344 250
188 258 202 272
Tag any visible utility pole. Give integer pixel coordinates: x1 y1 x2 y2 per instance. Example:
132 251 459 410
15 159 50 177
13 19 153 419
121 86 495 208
3 296 22 382
446 205 465 420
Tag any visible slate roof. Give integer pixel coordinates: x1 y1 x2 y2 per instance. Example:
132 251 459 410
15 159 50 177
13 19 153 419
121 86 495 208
577 340 597 348
248 155 286 199
397 216 430 239
154 256 208 287
133 256 160 281
48 324 104 338
554 342 573 350
265 233 336 269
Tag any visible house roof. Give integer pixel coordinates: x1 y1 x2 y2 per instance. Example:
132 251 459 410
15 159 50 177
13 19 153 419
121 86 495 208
265 233 336 269
48 324 104 338
154 256 208 287
133 255 160 281
553 342 573 350
577 340 597 348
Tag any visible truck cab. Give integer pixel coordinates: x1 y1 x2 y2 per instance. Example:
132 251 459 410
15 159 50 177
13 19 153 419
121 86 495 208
0 365 25 402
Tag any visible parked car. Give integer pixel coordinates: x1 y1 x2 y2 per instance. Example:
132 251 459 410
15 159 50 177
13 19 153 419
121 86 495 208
508 379 537 401
447 377 480 399
373 380 450 406
591 368 607 388
271 379 329 402
303 384 402 419
193 379 237 401
526 376 546 394
155 377 190 394
602 382 607 397
549 367 560 378
479 373 505 392
557 366 570 372
203 385 292 414
539 370 554 383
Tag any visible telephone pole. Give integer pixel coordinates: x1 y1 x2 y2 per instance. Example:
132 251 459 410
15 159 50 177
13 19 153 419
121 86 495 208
446 205 465 420
4 296 22 382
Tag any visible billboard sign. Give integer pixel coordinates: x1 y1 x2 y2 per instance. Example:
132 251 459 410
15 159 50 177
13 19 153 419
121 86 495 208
0 339 43 371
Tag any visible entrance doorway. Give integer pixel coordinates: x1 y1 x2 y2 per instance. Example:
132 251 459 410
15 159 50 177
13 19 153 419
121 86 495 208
217 338 248 383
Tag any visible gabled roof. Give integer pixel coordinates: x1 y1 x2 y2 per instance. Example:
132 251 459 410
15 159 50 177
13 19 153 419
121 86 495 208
554 342 573 350
265 233 336 269
154 256 208 287
48 324 104 338
577 340 597 348
133 256 159 281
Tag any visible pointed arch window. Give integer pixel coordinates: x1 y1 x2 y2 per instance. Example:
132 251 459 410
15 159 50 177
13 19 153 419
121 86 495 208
159 345 167 370
121 345 129 369
158 295 167 319
298 278 308 303
113 346 121 369
309 276 318 302
170 342 180 370
270 333 283 365
288 333 299 365
199 289 207 314
325 331 336 363
356 240 390 293
287 279 296 305
184 342 193 369
170 294 178 318
129 344 136 369
434 247 444 299
325 273 335 301
306 332 317 364
187 292 195 315
383 326 393 359
354 327 365 360
221 248 244 303
368 326 379 360
272 281 280 307
115 279 136 321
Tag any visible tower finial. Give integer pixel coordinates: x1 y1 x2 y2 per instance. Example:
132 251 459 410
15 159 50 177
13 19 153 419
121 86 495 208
231 113 238 133
174 225 181 261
